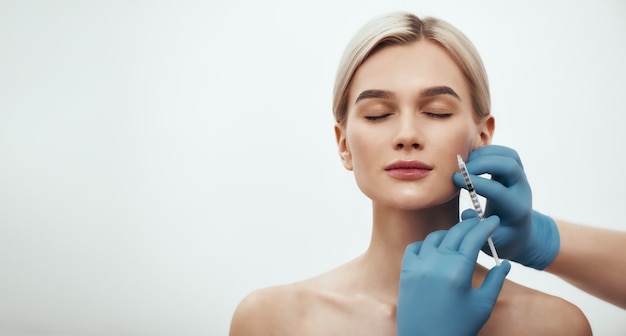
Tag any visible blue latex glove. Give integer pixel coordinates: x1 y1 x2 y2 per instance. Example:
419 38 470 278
452 145 560 270
397 214 511 336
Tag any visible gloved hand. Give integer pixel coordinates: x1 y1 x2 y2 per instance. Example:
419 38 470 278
397 214 511 336
452 145 560 270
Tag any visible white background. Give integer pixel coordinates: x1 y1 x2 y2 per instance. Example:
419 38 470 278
1 0 625 335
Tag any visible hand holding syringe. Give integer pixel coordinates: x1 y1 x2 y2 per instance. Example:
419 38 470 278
457 154 501 266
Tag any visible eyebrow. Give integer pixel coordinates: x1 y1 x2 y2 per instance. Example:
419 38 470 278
355 89 395 103
421 86 461 100
354 86 461 104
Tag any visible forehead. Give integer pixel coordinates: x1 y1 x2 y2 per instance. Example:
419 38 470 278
348 40 471 104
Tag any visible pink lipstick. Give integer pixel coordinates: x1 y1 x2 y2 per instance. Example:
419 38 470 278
385 160 433 180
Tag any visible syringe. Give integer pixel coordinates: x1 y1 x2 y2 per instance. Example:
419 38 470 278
456 154 501 266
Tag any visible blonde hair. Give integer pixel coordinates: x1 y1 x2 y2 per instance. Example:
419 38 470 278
332 12 490 126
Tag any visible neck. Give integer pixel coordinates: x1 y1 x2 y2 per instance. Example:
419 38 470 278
356 195 460 303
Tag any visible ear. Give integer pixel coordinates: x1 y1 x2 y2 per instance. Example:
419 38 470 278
334 123 353 171
475 115 495 148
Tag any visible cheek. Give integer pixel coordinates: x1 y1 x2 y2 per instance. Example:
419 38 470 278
346 127 379 165
450 131 476 156
432 123 475 153
427 124 476 176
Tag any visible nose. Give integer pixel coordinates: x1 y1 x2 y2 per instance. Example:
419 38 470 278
394 114 422 150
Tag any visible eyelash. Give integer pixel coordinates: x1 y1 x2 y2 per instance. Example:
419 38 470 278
364 112 452 121
365 114 391 121
424 112 452 119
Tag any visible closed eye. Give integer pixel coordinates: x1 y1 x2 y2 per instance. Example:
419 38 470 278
365 114 392 121
424 112 452 119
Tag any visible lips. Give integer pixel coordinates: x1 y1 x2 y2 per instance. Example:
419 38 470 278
385 160 433 179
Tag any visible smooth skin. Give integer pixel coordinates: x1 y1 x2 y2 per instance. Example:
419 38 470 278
229 40 592 335
548 220 626 309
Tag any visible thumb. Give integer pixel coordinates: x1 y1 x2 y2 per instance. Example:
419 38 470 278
461 208 479 220
452 172 467 189
402 241 424 270
478 260 511 304
404 240 424 256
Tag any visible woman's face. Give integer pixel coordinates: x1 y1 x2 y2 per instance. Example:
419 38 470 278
336 40 493 210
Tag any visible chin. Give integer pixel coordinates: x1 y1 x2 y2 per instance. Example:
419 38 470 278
377 189 459 211
393 199 451 211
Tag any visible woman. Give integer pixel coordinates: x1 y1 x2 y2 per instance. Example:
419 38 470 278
229 12 591 335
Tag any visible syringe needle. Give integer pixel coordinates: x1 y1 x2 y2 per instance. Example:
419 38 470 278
457 155 501 266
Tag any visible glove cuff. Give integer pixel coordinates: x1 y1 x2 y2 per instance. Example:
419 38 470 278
522 211 560 270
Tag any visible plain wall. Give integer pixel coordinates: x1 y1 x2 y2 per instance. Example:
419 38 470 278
1 0 625 335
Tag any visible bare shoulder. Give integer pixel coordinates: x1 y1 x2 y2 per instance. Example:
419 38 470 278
229 283 305 336
229 260 397 336
483 279 592 336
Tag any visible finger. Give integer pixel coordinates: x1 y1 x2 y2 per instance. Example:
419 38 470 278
462 174 518 210
453 174 532 217
464 155 525 187
419 230 447 255
454 172 517 209
452 172 465 189
477 260 511 304
469 145 523 168
402 241 424 270
481 225 517 256
472 176 532 222
452 172 469 190
461 208 478 220
458 215 500 259
439 217 480 251
404 240 424 256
